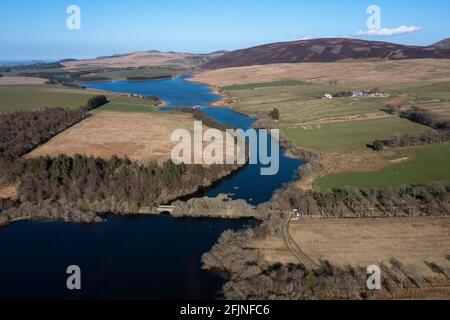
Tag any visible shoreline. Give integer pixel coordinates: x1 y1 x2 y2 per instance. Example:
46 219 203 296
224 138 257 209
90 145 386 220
0 160 248 229
185 76 232 107
84 87 168 108
191 77 329 192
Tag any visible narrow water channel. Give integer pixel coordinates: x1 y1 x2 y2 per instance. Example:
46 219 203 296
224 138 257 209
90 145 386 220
0 75 302 299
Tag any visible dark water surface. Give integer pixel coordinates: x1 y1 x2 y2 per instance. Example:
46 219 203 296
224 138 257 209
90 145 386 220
0 76 302 299
0 215 247 300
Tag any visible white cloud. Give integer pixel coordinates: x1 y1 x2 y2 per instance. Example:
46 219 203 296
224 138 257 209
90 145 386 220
299 36 313 40
356 25 422 36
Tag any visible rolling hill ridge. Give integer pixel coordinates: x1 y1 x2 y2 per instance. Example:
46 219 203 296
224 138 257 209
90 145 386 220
202 38 450 69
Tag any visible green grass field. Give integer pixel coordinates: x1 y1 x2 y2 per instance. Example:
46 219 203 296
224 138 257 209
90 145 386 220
386 82 450 101
91 68 179 80
227 80 450 189
0 85 110 111
0 83 162 113
231 83 334 111
0 67 66 77
227 83 428 152
280 117 429 153
315 143 450 190
279 98 389 125
95 95 156 113
230 83 388 119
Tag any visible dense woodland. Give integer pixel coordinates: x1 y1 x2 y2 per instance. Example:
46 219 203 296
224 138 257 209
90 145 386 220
269 181 450 217
0 107 90 158
0 95 108 158
14 154 240 208
126 75 172 81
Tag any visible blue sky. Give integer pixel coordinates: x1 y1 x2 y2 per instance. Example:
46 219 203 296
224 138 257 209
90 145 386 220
1 0 449 60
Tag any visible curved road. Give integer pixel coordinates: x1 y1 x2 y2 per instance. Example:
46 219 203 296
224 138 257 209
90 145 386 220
281 213 319 270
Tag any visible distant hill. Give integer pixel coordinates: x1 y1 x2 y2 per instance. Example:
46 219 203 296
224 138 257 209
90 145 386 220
202 38 450 69
433 38 450 49
62 51 224 70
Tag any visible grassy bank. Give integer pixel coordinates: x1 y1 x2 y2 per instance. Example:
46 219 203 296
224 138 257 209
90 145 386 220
224 78 450 189
315 143 450 190
0 84 109 111
88 67 179 80
95 95 157 113
280 117 428 153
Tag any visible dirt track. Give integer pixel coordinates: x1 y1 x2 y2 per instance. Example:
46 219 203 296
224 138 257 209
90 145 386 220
253 217 450 277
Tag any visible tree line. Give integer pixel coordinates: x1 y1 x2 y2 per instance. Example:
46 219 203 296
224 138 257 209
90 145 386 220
172 107 234 131
86 95 109 110
0 96 108 158
126 75 172 81
11 154 240 209
0 107 90 158
399 106 450 130
373 106 450 150
269 181 450 218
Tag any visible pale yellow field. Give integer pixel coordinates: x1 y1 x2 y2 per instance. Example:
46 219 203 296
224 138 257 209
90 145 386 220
252 217 450 277
0 76 47 85
193 59 450 86
25 111 238 164
25 111 193 163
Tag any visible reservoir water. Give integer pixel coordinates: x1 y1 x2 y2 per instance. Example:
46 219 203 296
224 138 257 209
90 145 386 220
87 75 303 205
0 75 302 299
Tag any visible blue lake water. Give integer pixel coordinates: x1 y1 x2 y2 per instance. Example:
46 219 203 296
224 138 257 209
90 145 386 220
0 76 303 299
201 107 303 204
86 77 303 205
86 75 220 107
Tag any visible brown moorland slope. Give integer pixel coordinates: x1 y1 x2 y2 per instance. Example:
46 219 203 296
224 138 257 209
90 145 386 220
202 38 450 69
193 59 450 86
433 38 450 49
